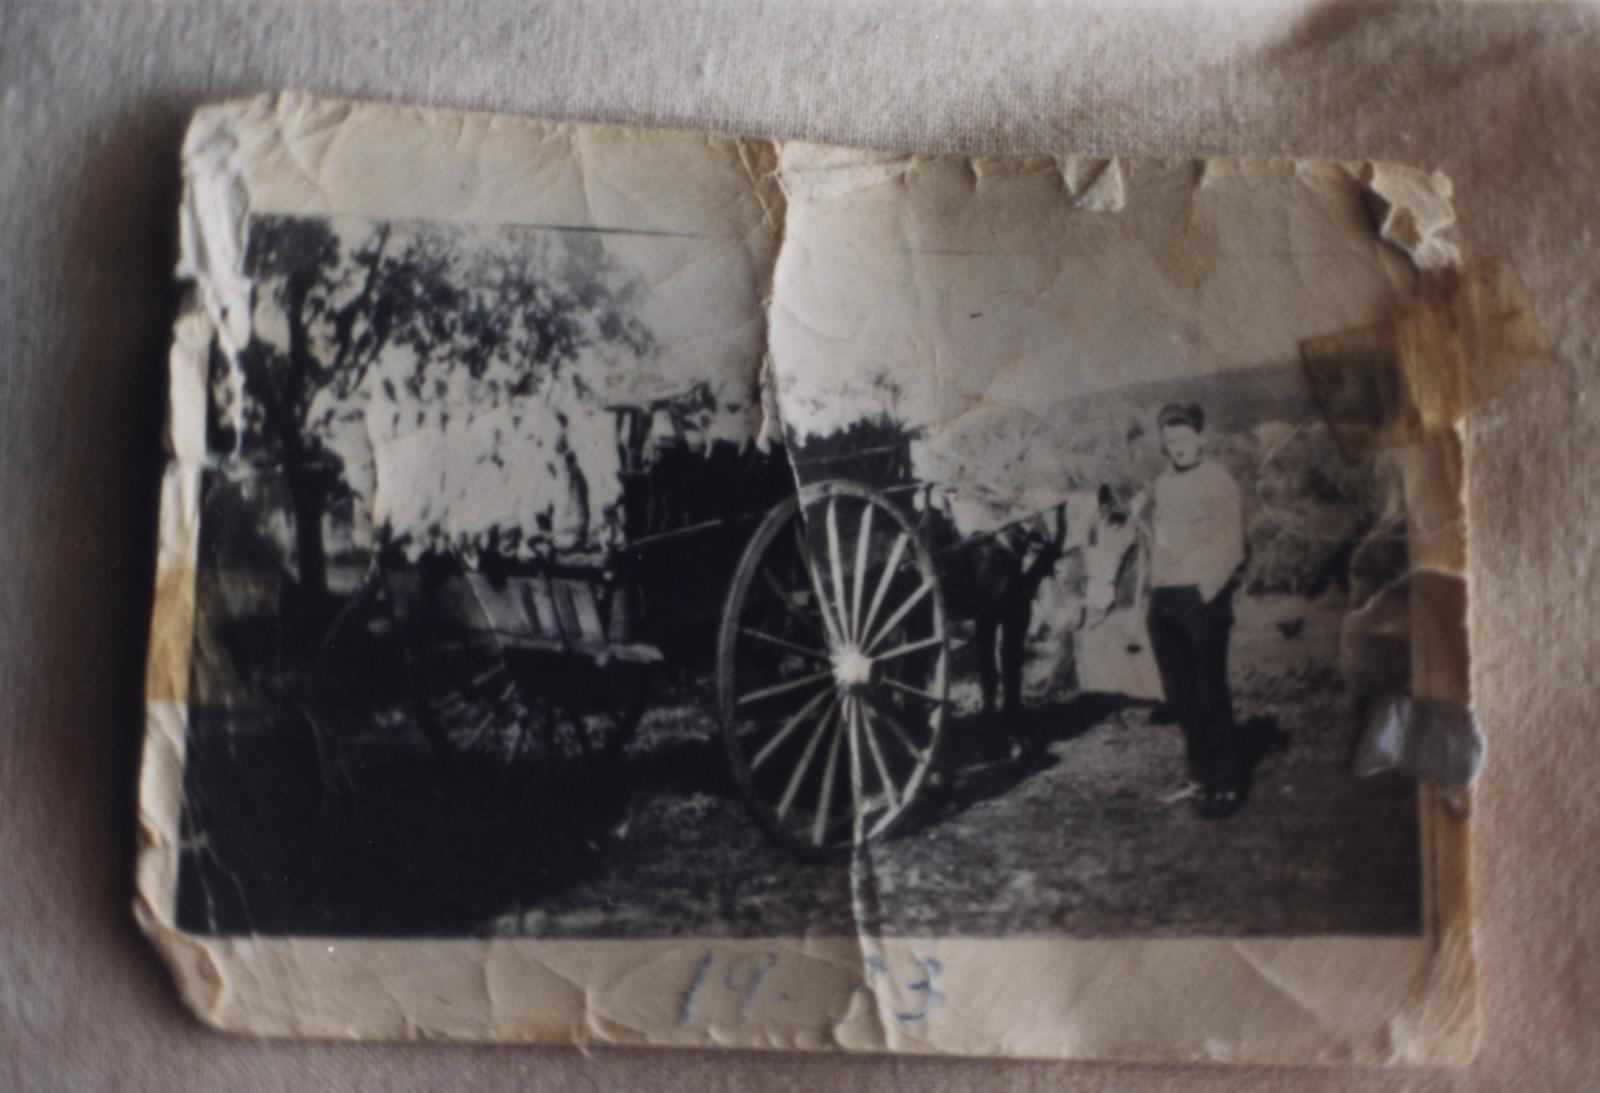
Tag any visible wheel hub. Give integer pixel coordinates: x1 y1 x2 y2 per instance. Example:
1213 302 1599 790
832 646 875 690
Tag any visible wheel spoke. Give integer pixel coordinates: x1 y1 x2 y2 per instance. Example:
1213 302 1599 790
469 663 506 688
863 579 934 654
860 691 932 762
850 503 874 642
858 532 908 647
750 686 833 772
795 521 845 651
872 633 946 663
736 669 834 708
461 706 498 749
824 498 852 649
776 698 839 819
739 627 830 664
858 702 901 812
811 705 846 846
880 676 946 706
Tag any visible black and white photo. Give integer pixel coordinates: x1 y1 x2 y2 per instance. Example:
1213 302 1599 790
138 94 1476 1060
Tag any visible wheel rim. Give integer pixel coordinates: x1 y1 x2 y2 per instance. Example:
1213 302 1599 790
719 481 948 855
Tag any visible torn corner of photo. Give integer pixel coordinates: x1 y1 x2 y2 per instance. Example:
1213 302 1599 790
133 92 1519 1064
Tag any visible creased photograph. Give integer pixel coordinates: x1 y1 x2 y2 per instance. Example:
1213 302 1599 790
138 92 1485 1064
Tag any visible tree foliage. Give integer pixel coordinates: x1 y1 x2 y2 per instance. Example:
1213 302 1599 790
229 214 654 594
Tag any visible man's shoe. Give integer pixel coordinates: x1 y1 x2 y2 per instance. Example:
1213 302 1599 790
1196 784 1246 820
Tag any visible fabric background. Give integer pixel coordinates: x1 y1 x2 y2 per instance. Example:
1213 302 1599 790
2 0 1596 1087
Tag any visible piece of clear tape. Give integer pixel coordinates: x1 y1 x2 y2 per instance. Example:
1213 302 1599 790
1352 694 1484 790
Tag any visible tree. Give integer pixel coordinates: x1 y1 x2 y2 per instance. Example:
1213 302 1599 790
237 215 652 600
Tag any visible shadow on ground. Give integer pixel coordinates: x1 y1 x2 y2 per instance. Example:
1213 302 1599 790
898 692 1151 834
175 686 752 936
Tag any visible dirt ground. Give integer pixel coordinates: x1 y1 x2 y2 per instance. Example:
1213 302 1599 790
176 592 1420 939
485 592 1419 939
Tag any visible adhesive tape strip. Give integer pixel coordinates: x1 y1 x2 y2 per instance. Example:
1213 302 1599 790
1352 693 1485 790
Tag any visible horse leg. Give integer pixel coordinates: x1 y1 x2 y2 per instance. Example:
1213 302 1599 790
999 596 1035 753
975 612 999 718
999 599 1028 721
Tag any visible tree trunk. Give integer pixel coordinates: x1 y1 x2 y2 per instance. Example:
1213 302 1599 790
276 262 331 603
287 469 329 600
280 466 336 660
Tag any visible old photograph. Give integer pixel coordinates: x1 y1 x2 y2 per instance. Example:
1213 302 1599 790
139 94 1476 1059
175 173 1421 941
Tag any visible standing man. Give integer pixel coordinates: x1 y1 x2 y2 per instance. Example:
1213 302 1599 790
1139 402 1247 818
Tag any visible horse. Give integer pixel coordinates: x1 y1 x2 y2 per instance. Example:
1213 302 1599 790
927 486 1141 750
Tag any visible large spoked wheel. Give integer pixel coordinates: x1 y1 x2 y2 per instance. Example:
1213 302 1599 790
397 556 644 772
718 480 949 858
392 555 532 766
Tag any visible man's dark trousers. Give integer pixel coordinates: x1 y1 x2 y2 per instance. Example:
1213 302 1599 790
1146 583 1239 790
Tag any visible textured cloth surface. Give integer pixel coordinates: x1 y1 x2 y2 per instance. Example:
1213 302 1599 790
2 0 1598 1088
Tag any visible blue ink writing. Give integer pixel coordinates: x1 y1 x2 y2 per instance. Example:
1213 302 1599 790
723 952 778 1020
677 950 714 1025
896 957 944 1022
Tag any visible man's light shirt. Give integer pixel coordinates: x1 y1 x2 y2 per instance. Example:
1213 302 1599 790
1148 459 1245 602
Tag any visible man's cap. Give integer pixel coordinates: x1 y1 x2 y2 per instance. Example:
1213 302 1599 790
1156 401 1205 431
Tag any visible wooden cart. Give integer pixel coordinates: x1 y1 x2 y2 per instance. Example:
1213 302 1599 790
313 402 954 858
